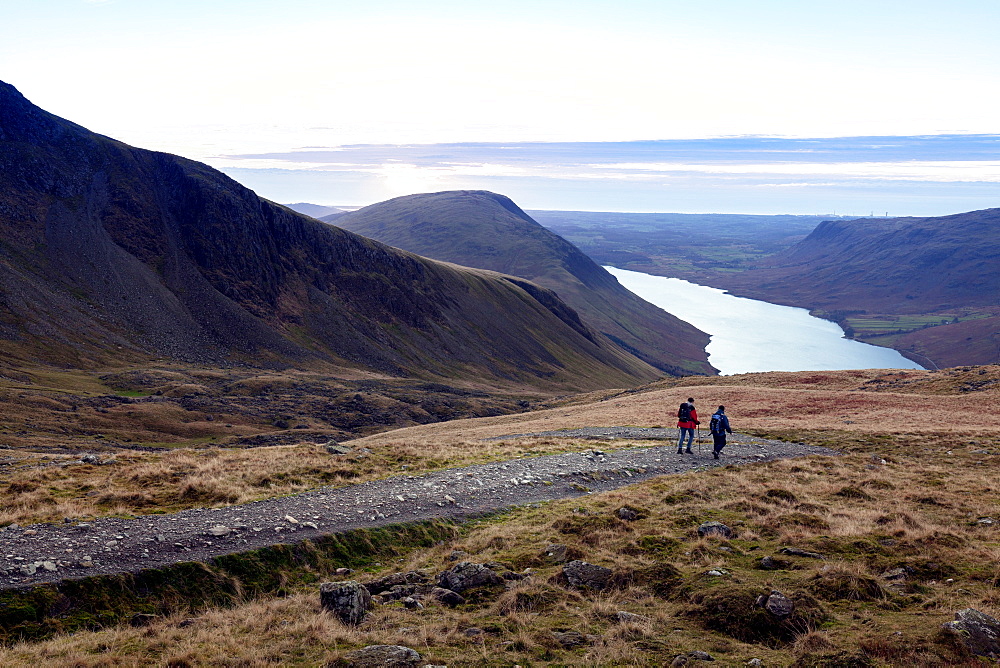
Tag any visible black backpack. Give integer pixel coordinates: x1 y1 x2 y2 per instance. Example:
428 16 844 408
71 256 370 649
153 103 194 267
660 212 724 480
677 403 691 422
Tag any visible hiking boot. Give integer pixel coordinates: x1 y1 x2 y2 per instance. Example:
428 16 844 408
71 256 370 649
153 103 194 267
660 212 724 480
676 449 684 454
685 449 693 454
713 451 720 459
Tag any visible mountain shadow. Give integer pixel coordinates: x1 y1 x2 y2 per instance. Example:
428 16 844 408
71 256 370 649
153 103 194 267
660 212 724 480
0 80 662 391
326 191 714 376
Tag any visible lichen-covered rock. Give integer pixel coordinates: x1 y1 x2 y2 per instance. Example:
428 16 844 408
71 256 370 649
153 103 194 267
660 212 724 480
562 560 612 590
616 505 645 521
364 570 428 594
541 543 569 564
437 561 503 593
342 644 422 667
320 580 373 625
763 591 794 619
697 521 733 539
941 608 1000 658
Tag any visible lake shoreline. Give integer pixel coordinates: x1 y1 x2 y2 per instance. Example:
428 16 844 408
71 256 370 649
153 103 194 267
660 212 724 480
606 266 924 375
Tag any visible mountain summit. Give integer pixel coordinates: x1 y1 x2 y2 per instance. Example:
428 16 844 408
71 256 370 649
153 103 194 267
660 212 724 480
0 81 661 390
328 191 714 375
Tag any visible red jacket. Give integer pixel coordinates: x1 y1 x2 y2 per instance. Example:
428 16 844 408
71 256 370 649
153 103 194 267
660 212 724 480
677 407 699 429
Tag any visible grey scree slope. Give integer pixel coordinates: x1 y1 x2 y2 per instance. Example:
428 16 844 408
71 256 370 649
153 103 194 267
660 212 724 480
0 430 835 590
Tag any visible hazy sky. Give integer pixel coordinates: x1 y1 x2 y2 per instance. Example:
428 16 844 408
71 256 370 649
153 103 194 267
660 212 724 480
3 0 999 213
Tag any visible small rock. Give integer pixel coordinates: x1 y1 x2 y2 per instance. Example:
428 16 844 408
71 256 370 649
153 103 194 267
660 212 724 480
552 630 588 648
746 660 764 667
881 567 909 581
130 613 156 627
23 529 37 536
688 650 715 661
941 608 1000 658
320 581 373 625
342 645 422 667
284 514 299 525
19 563 36 576
562 560 612 590
463 627 483 637
431 587 465 607
977 517 996 526
41 561 58 572
81 454 100 464
79 556 94 568
778 547 825 559
615 611 649 624
758 556 790 571
541 543 568 564
336 567 354 576
697 521 733 539
447 549 468 561
325 442 353 455
401 597 423 610
671 656 689 667
615 505 642 521
764 590 794 619
706 569 727 577
208 525 231 537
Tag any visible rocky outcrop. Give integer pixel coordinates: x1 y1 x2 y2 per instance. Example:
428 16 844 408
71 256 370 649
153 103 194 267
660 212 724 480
562 560 612 590
319 581 373 625
941 608 1000 658
437 561 504 593
342 645 423 667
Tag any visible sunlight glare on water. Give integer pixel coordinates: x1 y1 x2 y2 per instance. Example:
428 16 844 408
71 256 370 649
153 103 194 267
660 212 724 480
606 266 924 375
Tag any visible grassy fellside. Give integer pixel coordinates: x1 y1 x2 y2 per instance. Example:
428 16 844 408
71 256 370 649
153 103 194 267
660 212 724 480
0 521 456 646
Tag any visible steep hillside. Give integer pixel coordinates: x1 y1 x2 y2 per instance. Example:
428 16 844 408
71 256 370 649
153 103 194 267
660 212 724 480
327 191 714 376
0 81 660 391
710 209 1000 366
718 209 1000 313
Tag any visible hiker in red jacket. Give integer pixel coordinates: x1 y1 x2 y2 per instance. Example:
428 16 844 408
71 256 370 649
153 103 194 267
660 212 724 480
676 397 699 454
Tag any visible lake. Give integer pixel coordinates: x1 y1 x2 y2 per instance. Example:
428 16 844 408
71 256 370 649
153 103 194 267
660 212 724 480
606 266 924 375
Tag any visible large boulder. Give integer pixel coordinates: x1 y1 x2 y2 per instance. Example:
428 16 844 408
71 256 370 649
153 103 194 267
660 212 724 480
342 645 423 667
942 608 1000 658
437 561 503 593
320 581 373 626
562 560 613 590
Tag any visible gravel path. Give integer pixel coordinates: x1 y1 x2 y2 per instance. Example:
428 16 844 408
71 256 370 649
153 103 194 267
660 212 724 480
0 429 836 591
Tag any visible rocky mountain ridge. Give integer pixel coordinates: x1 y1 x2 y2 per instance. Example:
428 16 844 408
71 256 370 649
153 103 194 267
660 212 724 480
0 80 660 391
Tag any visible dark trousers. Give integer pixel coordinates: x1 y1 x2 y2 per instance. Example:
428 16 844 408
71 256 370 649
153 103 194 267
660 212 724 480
712 432 727 453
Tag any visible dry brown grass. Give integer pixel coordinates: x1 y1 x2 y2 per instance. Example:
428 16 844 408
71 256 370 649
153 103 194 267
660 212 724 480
3 366 1000 665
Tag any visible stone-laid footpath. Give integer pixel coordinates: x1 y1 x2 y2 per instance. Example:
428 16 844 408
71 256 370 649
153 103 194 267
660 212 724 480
0 429 836 591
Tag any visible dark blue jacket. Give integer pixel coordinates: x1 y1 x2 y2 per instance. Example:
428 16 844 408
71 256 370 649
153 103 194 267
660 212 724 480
710 411 732 434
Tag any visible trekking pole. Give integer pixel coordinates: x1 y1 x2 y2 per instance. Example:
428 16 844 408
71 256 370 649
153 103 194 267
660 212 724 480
697 426 702 454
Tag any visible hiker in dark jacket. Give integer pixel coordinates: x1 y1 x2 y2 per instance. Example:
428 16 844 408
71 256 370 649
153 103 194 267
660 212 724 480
710 405 733 459
676 397 699 454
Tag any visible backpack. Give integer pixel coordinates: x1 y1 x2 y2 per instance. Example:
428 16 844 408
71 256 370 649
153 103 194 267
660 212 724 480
677 403 691 422
710 413 723 433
